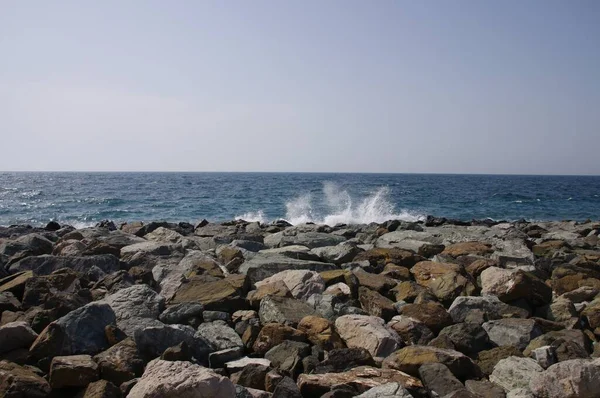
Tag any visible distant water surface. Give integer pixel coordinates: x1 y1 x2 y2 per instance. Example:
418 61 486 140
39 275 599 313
0 172 598 227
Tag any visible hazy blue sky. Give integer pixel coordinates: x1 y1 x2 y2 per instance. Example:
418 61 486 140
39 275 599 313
1 1 599 174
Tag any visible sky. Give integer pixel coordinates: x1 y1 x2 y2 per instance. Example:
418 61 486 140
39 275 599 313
1 1 599 174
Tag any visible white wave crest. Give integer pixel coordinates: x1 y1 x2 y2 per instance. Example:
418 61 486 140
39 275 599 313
285 182 424 225
234 210 268 224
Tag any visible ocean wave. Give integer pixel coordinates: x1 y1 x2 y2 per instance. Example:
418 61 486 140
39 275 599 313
284 182 424 225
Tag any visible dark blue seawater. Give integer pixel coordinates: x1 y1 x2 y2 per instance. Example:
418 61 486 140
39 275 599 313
0 172 598 227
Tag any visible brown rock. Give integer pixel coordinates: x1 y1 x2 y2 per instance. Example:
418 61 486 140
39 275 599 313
49 355 99 389
354 248 423 268
442 242 493 257
358 287 396 321
252 323 307 356
382 345 481 380
353 270 397 294
0 360 51 397
297 366 424 397
464 259 497 279
381 264 412 280
0 271 33 299
169 274 248 312
297 316 344 350
410 261 462 287
247 280 293 308
396 303 453 334
390 281 428 303
476 346 523 376
581 298 600 330
532 240 568 257
76 380 121 398
94 338 144 386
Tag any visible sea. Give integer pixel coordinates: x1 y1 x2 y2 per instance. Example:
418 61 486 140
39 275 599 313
0 172 598 228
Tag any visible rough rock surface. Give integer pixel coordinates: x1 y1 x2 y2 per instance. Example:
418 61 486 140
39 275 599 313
335 315 402 358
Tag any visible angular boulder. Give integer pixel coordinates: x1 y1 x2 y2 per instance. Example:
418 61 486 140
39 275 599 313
335 315 402 358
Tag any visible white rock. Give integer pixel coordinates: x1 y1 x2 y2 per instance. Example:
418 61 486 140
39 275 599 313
127 359 236 398
489 356 543 392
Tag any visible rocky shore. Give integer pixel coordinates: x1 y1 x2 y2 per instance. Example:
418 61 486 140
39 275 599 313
0 216 599 397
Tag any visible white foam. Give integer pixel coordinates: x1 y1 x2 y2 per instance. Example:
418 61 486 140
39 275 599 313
285 183 424 226
234 210 268 224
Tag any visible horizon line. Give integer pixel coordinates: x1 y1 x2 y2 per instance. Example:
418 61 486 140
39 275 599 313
1 170 599 177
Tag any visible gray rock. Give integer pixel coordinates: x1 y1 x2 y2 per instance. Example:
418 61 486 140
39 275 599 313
265 340 311 379
258 245 320 261
482 319 542 350
159 302 204 325
311 244 361 264
506 388 534 398
464 379 506 398
335 315 402 358
438 322 492 355
255 270 325 301
281 232 347 249
133 323 211 360
529 359 600 398
355 382 414 397
0 321 38 354
225 357 272 374
489 356 543 392
531 345 557 369
103 284 165 336
197 321 243 351
120 241 183 258
127 358 236 398
30 302 116 358
239 254 336 284
259 296 317 327
418 363 464 397
9 254 120 275
208 347 244 369
387 316 435 346
0 233 53 257
448 296 528 323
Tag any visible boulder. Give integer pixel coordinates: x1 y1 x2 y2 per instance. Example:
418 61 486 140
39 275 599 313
438 323 492 355
238 254 336 284
264 340 311 379
442 242 493 257
297 366 424 397
448 296 529 323
418 363 464 397
169 274 248 312
258 296 317 327
197 321 243 351
523 329 592 357
396 303 453 334
387 316 435 346
255 270 325 301
102 284 165 336
297 316 344 350
127 359 236 398
30 302 116 359
0 233 53 257
482 319 542 350
0 360 51 397
427 271 475 304
271 376 302 398
76 379 122 398
476 346 523 376
382 345 481 380
247 280 293 308
49 354 99 389
133 324 210 360
353 270 398 294
358 287 397 321
94 338 144 385
279 232 347 249
354 382 414 398
353 247 422 269
9 254 120 276
312 244 361 264
159 302 204 325
464 379 506 398
230 363 270 391
314 347 376 374
489 356 543 392
480 267 552 306
410 261 462 287
529 358 600 398
0 321 38 354
252 323 307 356
335 315 402 358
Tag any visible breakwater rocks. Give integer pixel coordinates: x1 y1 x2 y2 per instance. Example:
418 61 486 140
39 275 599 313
0 217 600 397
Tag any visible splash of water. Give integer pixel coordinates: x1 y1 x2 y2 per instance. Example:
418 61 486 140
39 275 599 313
285 182 424 225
